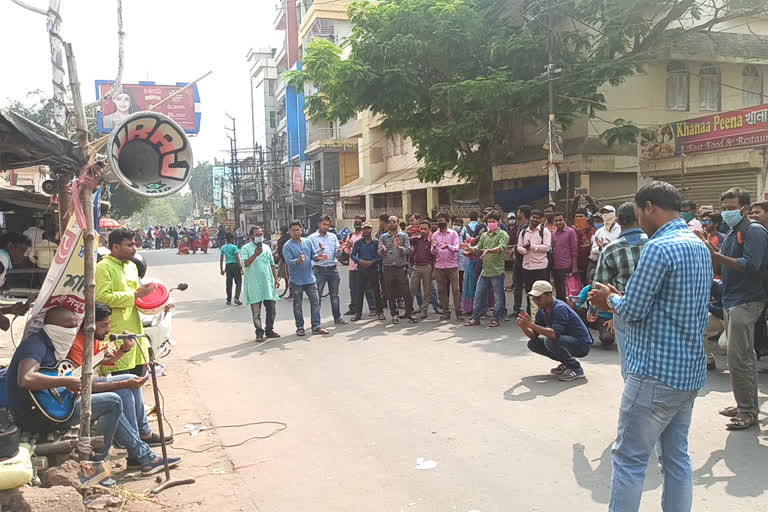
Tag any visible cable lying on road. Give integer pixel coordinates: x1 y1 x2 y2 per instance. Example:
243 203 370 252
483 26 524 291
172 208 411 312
170 421 288 454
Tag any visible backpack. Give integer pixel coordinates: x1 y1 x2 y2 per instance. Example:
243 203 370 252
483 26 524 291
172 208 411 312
519 224 550 269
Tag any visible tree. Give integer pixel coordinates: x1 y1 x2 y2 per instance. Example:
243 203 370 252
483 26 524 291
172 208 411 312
108 185 150 220
5 90 57 131
286 0 766 195
188 160 214 215
129 198 179 228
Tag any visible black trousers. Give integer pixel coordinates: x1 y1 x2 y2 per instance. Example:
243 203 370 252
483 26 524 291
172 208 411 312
225 262 242 301
552 268 571 301
382 265 413 316
512 257 524 312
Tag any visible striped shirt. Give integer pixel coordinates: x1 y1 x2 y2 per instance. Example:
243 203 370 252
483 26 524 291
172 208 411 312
593 227 648 293
608 219 712 391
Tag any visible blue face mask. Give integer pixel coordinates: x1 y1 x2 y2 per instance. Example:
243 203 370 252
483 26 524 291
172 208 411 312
594 223 604 230
721 209 743 227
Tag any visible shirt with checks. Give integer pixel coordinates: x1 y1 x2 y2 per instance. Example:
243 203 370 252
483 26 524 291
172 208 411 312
593 227 648 293
608 219 712 391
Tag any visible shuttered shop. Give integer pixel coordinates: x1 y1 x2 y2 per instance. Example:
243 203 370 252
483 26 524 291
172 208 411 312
652 170 759 210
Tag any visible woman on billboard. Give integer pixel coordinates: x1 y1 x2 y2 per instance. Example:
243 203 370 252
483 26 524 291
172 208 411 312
102 90 140 130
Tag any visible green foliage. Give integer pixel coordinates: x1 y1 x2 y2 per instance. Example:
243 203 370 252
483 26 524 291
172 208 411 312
129 198 180 228
188 160 214 213
600 118 641 147
288 0 740 185
109 185 151 219
4 90 57 132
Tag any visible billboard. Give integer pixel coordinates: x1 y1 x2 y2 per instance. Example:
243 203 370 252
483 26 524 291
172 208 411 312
641 104 768 159
95 81 201 134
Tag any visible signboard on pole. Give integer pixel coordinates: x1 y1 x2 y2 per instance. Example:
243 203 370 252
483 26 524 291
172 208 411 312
641 103 768 159
95 81 201 134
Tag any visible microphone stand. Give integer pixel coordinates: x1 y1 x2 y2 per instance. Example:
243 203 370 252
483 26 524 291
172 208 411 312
134 335 195 494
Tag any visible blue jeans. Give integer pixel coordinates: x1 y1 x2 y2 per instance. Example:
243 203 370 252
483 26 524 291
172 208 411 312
613 315 627 380
101 375 151 438
471 274 506 321
313 266 342 320
68 389 154 465
609 374 698 512
291 282 321 329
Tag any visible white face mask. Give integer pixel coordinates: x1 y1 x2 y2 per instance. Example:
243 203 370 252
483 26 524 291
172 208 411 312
602 212 616 226
43 324 79 360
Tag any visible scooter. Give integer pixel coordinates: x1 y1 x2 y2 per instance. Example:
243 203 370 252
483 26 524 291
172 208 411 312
140 282 188 359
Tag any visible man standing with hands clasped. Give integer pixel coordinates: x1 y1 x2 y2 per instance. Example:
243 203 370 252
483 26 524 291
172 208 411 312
282 221 329 336
241 226 281 341
432 212 462 321
589 181 711 512
308 216 348 326
378 216 416 324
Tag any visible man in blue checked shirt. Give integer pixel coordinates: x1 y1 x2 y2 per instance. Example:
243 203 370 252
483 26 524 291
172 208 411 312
308 215 348 327
590 181 712 512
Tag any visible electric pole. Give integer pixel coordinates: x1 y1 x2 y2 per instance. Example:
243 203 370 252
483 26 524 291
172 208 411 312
225 114 240 230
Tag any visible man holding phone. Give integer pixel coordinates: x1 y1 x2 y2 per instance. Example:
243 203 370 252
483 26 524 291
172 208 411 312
241 226 281 341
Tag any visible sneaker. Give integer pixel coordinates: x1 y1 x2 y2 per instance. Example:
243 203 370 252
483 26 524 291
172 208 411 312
256 335 264 342
550 364 567 375
141 456 182 476
234 299 243 306
225 300 232 305
408 315 418 323
559 368 585 381
296 328 306 336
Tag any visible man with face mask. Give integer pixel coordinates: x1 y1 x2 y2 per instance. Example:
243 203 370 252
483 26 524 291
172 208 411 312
699 188 768 431
680 200 702 231
590 205 621 267
344 216 377 317
461 211 510 327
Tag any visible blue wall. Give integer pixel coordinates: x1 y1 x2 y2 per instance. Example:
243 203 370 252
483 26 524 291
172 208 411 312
286 62 307 161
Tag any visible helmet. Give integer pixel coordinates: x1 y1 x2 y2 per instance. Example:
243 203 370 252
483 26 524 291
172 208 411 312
132 253 147 279
96 246 110 262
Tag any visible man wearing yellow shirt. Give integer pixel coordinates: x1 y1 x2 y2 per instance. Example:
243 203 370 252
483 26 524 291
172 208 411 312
96 229 155 376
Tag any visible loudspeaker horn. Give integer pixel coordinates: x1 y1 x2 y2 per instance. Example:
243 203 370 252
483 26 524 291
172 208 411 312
106 111 193 197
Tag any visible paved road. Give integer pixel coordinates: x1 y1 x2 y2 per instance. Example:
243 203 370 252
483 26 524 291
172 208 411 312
145 248 768 512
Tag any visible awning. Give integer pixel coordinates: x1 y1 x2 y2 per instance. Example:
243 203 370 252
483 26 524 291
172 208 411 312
0 109 86 171
0 183 51 210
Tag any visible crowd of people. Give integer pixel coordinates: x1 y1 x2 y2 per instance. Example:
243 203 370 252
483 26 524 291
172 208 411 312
222 183 767 511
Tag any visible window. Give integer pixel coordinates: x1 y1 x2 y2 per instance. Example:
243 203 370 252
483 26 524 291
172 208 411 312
699 63 720 112
269 111 276 128
267 79 276 97
666 61 689 111
743 65 763 107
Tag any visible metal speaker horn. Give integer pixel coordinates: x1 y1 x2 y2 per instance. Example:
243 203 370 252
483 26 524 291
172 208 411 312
107 111 193 197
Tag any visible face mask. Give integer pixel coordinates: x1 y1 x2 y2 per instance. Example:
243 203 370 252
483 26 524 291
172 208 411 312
487 221 499 232
253 236 264 244
602 212 616 226
594 223 604 230
574 218 588 230
354 223 362 229
43 324 79 360
508 219 516 225
437 222 447 230
681 212 694 223
721 210 743 227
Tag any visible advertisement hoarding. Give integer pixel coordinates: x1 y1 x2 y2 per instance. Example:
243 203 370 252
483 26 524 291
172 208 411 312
641 104 768 159
95 81 201 134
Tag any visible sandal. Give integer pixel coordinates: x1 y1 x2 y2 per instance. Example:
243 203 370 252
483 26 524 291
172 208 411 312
464 318 480 327
726 414 756 431
718 406 739 418
489 320 500 327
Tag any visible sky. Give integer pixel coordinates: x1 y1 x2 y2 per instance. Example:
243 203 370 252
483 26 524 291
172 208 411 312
0 0 283 164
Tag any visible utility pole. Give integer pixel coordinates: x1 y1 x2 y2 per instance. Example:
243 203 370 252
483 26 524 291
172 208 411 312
225 114 240 230
545 0 562 206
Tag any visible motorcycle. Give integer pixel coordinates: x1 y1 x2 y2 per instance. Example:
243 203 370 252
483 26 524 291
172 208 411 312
140 282 188 359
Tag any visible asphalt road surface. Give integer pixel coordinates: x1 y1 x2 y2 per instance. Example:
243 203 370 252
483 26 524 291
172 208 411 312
145 248 768 512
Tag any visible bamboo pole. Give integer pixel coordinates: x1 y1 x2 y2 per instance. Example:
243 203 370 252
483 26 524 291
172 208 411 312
65 42 96 461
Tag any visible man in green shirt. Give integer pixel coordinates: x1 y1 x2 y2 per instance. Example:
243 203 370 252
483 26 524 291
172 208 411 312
219 233 243 305
461 211 510 327
241 226 281 341
96 229 155 376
